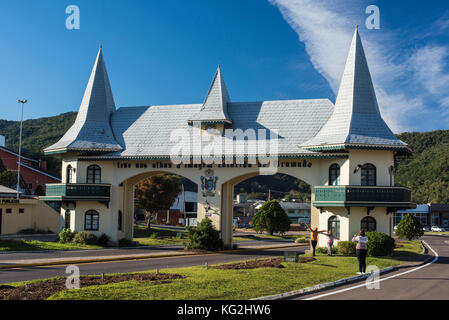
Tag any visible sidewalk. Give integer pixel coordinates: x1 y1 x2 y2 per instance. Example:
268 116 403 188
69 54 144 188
0 242 307 269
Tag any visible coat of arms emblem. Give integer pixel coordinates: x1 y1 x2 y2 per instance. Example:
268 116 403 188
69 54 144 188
200 169 218 197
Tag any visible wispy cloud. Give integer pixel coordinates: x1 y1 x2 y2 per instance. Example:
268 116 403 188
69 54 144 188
269 0 449 132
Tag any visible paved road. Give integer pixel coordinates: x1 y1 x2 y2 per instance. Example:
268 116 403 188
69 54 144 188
0 239 293 264
0 246 305 284
294 235 448 300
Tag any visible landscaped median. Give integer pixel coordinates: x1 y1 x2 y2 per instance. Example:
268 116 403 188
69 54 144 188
0 240 424 300
0 226 298 251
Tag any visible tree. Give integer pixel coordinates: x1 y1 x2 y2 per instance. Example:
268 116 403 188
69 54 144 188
185 217 223 251
135 174 181 229
0 170 16 188
395 213 424 241
252 200 291 235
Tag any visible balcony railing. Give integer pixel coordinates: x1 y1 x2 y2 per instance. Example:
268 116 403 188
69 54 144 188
42 183 111 201
313 186 414 208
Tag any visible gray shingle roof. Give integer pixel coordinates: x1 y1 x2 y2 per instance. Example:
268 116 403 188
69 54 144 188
107 99 334 158
45 29 408 158
188 65 233 124
301 27 408 150
279 202 311 211
44 47 122 153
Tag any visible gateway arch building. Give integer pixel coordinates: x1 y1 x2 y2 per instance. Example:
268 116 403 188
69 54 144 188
42 28 415 247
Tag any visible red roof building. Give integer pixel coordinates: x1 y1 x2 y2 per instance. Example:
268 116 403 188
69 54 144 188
0 145 60 194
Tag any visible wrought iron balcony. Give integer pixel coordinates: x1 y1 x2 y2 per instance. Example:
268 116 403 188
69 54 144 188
313 186 414 208
41 183 111 202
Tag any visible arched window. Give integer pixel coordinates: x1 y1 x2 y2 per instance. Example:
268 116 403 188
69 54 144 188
328 216 340 239
118 210 123 231
87 165 101 184
64 210 71 229
66 165 73 183
361 163 376 186
329 164 340 186
361 216 377 232
85 210 99 231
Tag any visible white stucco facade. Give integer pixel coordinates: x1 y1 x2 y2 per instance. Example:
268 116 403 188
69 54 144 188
41 28 414 248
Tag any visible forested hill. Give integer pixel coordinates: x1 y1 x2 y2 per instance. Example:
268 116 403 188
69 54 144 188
0 112 77 176
395 131 449 204
0 112 448 204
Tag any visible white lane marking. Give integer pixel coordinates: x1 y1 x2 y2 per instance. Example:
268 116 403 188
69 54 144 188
303 240 440 300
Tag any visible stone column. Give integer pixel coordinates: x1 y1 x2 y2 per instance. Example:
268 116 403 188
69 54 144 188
123 181 135 240
220 181 234 248
108 185 119 243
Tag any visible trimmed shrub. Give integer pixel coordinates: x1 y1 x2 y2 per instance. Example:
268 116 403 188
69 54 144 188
72 232 98 245
295 236 309 243
58 228 75 243
252 200 291 235
395 213 424 240
366 231 395 256
149 232 158 239
98 233 111 246
185 218 224 251
316 246 338 254
337 241 356 256
118 238 136 247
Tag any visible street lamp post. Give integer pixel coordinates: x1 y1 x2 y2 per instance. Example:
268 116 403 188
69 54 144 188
16 99 28 200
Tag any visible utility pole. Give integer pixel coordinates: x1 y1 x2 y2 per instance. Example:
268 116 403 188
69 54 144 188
182 184 186 225
268 189 271 201
16 99 27 200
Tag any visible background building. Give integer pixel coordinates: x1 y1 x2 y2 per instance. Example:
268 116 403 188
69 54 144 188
395 204 429 227
279 202 311 225
429 204 449 228
0 185 60 235
0 136 60 194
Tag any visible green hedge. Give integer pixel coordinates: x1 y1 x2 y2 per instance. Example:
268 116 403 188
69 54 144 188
72 232 98 245
366 231 395 256
316 246 338 254
58 228 75 243
185 218 223 251
337 241 356 256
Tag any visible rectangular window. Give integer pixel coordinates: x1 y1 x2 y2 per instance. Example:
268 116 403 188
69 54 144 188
18 208 25 214
6 208 12 214
85 212 99 231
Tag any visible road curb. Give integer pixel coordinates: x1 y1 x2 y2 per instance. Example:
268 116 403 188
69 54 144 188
0 243 308 269
252 242 435 300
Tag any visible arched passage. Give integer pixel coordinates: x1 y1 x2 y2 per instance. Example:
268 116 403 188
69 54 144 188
219 171 314 247
117 171 198 242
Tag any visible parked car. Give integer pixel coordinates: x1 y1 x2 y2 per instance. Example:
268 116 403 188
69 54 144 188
431 226 446 232
423 226 430 232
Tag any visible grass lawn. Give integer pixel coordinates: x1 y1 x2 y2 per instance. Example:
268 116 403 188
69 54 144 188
232 233 300 241
0 240 102 251
35 240 421 300
425 232 449 236
133 226 270 245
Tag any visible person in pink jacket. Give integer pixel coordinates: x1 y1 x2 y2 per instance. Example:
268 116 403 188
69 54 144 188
352 229 369 275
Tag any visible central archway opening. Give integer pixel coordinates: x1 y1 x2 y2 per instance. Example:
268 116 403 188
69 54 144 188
120 172 198 246
233 173 311 232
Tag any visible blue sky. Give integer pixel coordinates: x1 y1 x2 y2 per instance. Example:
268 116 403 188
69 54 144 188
0 0 448 133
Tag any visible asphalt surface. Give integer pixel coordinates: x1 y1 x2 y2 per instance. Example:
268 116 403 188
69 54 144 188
293 235 448 300
0 239 292 263
0 246 305 284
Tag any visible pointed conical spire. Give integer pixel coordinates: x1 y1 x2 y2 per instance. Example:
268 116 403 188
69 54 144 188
302 27 407 151
44 47 122 154
188 65 232 124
